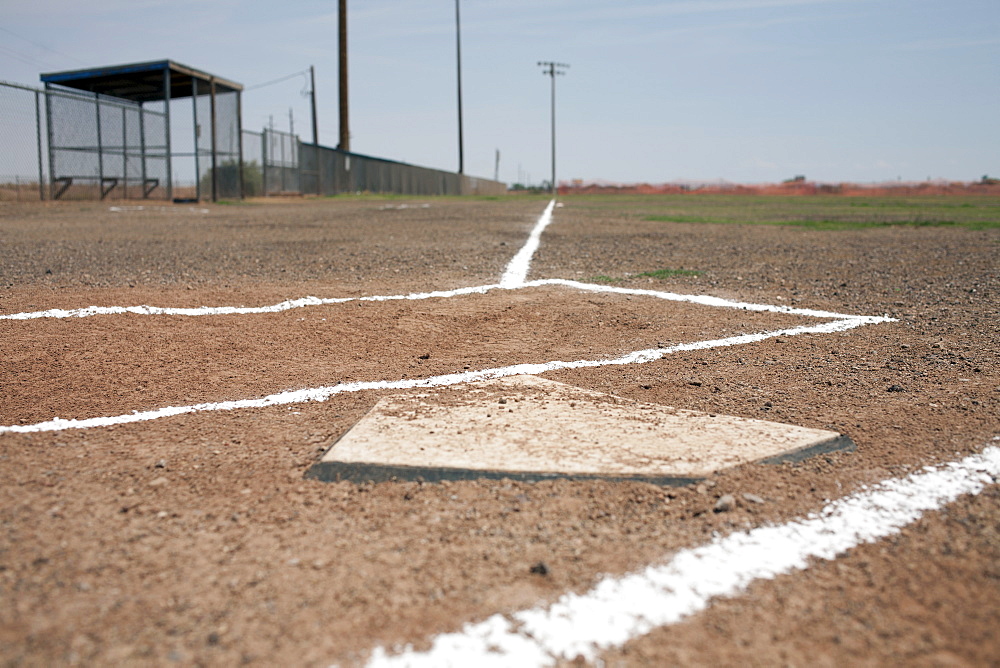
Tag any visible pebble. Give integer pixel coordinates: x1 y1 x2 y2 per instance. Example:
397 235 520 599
529 562 549 576
713 494 736 513
742 493 766 504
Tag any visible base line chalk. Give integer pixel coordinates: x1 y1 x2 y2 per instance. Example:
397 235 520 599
499 199 556 288
362 441 1000 667
0 199 894 434
0 316 880 434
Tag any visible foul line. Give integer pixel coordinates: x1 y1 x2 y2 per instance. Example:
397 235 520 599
500 199 556 287
0 316 883 435
363 441 1000 667
0 199 894 434
0 280 879 322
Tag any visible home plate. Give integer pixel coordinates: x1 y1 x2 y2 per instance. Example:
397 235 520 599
306 375 854 485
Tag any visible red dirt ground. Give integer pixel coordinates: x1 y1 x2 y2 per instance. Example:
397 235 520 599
0 196 997 666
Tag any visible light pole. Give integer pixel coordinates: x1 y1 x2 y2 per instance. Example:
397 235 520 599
538 61 568 194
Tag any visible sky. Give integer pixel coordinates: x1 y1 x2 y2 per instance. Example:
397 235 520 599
2 0 998 186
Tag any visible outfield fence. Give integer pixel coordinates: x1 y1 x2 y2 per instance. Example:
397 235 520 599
2 80 505 201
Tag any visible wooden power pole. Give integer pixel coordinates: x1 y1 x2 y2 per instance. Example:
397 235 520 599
338 0 350 152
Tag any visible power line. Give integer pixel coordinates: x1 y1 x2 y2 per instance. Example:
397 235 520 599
245 69 310 92
0 44 54 70
0 26 88 67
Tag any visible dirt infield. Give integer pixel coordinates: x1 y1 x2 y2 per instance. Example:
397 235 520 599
1 195 998 666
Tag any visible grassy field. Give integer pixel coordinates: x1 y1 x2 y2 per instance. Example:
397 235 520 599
561 193 1000 230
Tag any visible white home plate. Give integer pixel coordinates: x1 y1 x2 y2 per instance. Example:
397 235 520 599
306 375 853 485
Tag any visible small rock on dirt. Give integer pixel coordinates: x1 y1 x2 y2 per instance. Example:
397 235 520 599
529 562 549 576
713 494 736 513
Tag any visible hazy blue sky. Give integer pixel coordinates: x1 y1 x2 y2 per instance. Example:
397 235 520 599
3 0 998 185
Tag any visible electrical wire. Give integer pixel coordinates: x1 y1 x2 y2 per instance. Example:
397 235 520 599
246 69 310 91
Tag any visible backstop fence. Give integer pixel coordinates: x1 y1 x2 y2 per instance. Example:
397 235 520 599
2 80 505 201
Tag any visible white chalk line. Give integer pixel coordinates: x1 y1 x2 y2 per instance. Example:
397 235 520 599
0 199 894 434
1 196 877 323
108 205 210 214
0 315 879 435
363 441 1000 667
500 199 556 287
0 280 882 322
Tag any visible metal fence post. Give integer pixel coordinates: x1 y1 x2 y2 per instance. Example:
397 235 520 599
237 90 244 199
34 90 45 200
192 77 200 201
209 77 218 202
121 106 128 199
45 85 55 200
163 68 173 201
95 95 105 199
262 128 269 196
139 103 148 199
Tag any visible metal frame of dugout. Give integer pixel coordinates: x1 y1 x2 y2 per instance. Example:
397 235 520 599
40 60 243 202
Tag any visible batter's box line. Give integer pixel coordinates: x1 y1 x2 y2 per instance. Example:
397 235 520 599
1 314 888 435
0 195 875 324
0 279 883 322
0 199 895 434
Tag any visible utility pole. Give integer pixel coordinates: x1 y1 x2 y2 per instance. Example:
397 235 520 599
338 0 350 152
309 65 318 146
310 65 321 195
455 0 464 174
537 61 568 195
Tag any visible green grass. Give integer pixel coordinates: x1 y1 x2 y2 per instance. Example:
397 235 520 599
633 268 702 278
644 215 974 230
558 193 1000 230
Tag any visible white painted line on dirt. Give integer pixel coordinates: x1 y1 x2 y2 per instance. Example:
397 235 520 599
0 285 501 320
0 198 888 325
532 279 875 320
499 199 557 288
0 199 894 434
2 199 556 321
362 442 1000 667
108 205 210 214
0 279 880 322
0 316 879 434
0 280 889 322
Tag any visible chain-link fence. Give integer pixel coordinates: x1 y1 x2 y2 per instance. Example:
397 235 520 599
299 143 506 197
193 88 242 200
46 84 169 200
2 79 506 202
1 80 171 201
0 81 47 201
263 128 300 195
241 129 264 197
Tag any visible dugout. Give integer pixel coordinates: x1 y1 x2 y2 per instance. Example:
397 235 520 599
40 60 243 202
